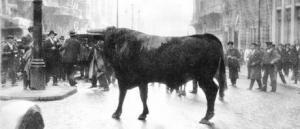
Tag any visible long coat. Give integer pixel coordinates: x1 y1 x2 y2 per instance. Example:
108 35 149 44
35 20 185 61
60 37 81 64
43 38 60 74
226 48 241 79
249 49 263 80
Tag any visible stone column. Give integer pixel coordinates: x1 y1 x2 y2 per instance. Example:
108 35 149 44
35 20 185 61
272 0 277 43
291 0 296 44
281 0 285 44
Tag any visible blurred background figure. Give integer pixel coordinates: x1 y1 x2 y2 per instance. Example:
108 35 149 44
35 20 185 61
1 35 18 86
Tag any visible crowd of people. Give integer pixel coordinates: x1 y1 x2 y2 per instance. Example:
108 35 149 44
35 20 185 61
1 26 113 91
227 41 300 92
2 27 300 93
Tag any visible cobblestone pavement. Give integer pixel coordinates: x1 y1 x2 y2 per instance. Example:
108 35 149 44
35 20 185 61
1 75 300 129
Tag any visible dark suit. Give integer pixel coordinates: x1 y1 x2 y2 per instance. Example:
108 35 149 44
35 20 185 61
262 48 281 92
226 48 241 86
60 37 80 86
43 38 60 85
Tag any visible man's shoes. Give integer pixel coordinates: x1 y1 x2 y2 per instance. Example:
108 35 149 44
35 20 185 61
53 83 58 86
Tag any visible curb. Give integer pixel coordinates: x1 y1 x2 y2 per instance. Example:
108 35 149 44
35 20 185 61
0 88 77 101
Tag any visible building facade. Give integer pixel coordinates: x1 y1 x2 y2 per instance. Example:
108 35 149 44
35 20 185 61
1 0 90 40
192 0 272 49
272 0 300 44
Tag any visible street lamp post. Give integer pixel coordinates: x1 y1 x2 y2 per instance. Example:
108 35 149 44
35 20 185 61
30 0 46 90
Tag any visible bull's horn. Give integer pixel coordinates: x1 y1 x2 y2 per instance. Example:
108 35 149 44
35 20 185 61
87 28 106 33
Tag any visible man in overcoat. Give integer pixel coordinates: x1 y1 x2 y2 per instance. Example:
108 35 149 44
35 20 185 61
248 43 263 90
43 30 60 86
226 41 241 87
60 31 81 86
262 42 281 92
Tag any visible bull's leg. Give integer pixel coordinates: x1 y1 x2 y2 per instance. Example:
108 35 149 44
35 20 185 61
199 79 218 124
112 83 127 119
138 84 149 120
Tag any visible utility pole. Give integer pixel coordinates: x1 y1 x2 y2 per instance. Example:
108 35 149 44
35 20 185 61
258 0 261 44
30 0 46 90
116 0 119 27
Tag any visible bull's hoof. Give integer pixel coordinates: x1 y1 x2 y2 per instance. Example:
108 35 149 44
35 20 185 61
112 112 121 119
199 118 212 125
138 114 147 120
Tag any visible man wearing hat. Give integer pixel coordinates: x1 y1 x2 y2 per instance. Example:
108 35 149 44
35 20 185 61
248 43 263 90
1 35 18 86
43 30 60 86
262 42 281 92
60 30 80 86
226 41 241 87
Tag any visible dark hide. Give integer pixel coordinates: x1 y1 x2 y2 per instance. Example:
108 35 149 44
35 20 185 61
98 27 227 124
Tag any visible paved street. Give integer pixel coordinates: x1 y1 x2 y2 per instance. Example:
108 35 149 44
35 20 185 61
1 73 300 129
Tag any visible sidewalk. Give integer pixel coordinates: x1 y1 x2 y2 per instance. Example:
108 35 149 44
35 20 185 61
0 81 77 101
238 65 299 89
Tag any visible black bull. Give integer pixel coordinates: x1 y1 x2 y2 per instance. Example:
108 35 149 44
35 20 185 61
88 27 227 124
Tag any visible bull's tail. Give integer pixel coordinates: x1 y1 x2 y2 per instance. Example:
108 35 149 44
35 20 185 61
218 47 227 99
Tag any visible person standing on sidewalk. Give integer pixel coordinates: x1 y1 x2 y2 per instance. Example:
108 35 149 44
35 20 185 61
276 44 287 84
248 43 263 90
43 30 60 86
1 35 18 86
226 41 241 87
262 42 281 92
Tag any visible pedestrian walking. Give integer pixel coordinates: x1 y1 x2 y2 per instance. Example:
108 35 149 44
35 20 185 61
248 43 263 90
60 31 81 86
262 42 281 92
1 35 18 86
283 44 291 76
244 46 254 79
43 30 60 86
226 41 241 87
276 44 287 84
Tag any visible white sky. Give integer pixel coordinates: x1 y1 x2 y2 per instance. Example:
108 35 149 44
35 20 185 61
117 0 195 36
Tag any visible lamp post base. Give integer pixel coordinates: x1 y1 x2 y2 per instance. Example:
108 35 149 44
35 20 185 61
30 59 46 90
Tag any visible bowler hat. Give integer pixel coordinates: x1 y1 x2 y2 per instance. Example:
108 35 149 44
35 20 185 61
265 42 273 45
227 41 234 45
48 30 57 36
